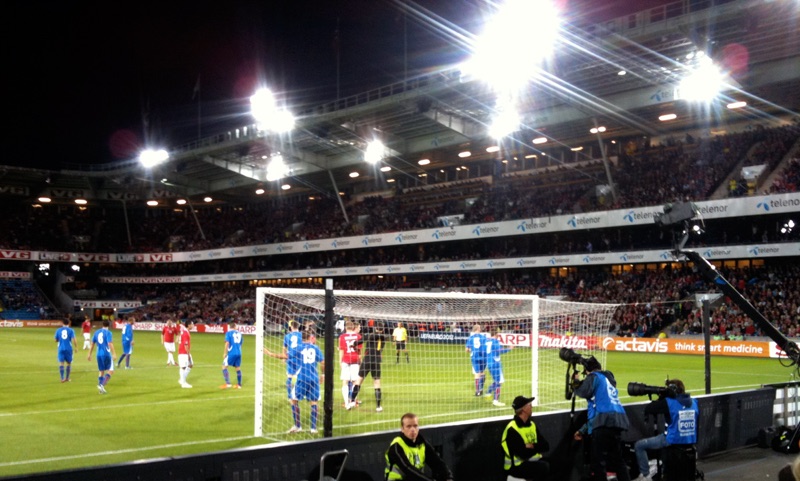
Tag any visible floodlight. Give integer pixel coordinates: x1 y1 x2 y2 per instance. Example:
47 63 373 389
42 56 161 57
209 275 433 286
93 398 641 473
417 159 430 166
266 154 289 182
364 140 385 164
139 148 169 168
532 137 548 145
458 151 472 158
659 113 677 121
251 87 294 133
727 101 747 109
678 58 724 102
281 184 291 190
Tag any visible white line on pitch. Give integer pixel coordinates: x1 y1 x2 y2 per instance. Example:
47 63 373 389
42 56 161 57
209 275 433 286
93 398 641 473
0 394 250 418
0 436 256 468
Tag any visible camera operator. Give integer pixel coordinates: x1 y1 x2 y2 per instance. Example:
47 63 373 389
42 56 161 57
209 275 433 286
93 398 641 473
632 379 699 481
572 356 632 481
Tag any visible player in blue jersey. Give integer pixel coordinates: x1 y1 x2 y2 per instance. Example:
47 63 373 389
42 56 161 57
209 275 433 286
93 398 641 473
117 317 135 369
55 318 78 382
87 319 117 394
485 331 512 407
266 329 324 434
280 320 303 399
221 322 243 389
465 324 488 396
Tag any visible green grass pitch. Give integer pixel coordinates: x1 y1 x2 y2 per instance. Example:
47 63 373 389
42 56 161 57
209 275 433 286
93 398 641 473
0 328 793 477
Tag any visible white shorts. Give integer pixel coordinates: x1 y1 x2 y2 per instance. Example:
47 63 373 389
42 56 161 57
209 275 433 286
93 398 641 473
178 354 193 368
164 342 175 353
340 362 360 381
83 333 91 340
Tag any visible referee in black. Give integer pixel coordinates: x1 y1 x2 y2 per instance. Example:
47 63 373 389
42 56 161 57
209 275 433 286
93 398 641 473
349 320 387 412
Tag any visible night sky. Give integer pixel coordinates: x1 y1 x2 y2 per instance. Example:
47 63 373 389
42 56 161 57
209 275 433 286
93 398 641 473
7 0 671 170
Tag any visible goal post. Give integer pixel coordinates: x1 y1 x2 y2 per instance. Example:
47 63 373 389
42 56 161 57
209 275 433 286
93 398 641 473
254 286 619 439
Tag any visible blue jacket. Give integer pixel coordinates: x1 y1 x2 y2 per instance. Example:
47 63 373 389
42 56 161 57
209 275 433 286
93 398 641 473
574 370 630 433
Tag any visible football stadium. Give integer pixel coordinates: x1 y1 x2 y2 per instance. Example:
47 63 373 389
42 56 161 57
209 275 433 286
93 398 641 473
2 0 799 480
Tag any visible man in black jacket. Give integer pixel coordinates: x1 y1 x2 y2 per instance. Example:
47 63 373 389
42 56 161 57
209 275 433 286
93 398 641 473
501 395 550 480
385 413 454 481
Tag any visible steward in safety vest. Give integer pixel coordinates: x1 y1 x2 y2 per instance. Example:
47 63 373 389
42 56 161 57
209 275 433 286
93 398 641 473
385 413 454 481
501 395 550 479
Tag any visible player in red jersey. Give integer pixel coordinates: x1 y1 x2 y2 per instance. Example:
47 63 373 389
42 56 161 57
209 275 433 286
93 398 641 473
178 320 194 388
338 320 362 409
81 316 92 350
161 319 178 365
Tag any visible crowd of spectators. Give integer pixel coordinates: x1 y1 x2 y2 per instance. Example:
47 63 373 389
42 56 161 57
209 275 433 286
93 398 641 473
79 259 800 341
0 279 51 319
0 124 797 254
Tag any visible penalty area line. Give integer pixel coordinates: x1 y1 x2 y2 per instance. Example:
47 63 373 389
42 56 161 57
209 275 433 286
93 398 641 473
0 436 256 468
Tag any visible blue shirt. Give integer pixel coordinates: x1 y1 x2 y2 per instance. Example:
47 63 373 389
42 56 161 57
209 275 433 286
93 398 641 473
55 326 75 351
121 324 134 343
296 342 323 383
225 329 243 357
284 331 303 360
92 329 113 359
485 337 509 367
466 332 487 360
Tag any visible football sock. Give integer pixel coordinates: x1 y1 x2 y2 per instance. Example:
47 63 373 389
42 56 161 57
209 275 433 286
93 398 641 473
311 404 318 430
236 370 242 386
494 385 502 401
375 388 382 407
342 385 350 404
291 404 301 428
66 365 71 380
351 384 361 402
286 377 293 398
60 366 65 381
474 378 480 394
222 368 230 384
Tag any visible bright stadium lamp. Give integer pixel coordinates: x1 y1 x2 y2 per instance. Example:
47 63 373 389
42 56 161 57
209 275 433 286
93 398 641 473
266 154 289 182
364 140 386 164
463 0 560 95
251 87 294 133
678 58 724 102
139 148 169 168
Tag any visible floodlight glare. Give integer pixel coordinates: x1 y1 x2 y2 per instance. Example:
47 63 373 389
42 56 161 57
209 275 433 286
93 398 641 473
532 137 548 145
466 0 560 95
251 87 295 133
488 103 521 139
139 148 169 168
727 101 747 109
678 58 724 102
364 140 386 164
266 154 289 182
659 113 678 121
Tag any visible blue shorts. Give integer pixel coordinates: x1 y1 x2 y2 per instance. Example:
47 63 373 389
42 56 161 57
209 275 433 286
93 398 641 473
122 342 133 355
286 359 301 377
471 357 486 374
58 350 73 363
226 354 242 368
294 379 320 402
488 365 504 383
96 355 112 372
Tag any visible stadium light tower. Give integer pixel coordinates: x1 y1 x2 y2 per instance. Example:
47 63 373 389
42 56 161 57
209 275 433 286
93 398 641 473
251 87 294 133
364 139 386 164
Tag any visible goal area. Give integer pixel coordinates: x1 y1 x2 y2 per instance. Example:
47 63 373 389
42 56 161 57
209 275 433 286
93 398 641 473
254 286 619 439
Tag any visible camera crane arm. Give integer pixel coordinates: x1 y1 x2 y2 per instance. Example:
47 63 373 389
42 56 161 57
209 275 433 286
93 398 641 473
679 249 800 366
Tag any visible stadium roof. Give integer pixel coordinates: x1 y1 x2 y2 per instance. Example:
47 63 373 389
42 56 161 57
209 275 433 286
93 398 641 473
2 0 798 207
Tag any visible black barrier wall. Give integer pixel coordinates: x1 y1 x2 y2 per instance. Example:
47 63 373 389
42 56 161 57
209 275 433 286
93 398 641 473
8 388 775 481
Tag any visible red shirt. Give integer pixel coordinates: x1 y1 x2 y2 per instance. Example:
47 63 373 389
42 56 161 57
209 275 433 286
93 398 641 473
338 331 362 364
179 326 191 354
162 324 176 343
82 320 91 334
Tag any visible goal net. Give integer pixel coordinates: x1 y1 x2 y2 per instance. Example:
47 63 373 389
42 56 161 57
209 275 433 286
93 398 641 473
254 287 619 439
